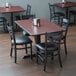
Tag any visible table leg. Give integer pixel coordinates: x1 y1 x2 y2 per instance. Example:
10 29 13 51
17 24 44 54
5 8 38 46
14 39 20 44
34 35 41 44
65 8 69 19
65 7 70 24
10 12 13 27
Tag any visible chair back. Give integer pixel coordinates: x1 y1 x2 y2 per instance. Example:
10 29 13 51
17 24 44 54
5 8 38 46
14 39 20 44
45 32 57 51
15 15 21 20
48 3 59 23
26 4 31 16
7 25 16 44
48 3 55 18
48 3 55 14
61 18 69 38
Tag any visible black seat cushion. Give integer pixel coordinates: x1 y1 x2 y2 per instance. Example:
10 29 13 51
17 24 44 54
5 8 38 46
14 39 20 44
36 42 58 51
22 15 35 20
0 17 7 22
47 32 62 39
15 15 21 20
70 10 76 15
12 36 32 45
55 12 65 17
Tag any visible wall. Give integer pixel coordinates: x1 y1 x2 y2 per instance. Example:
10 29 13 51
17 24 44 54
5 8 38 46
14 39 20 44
0 0 62 21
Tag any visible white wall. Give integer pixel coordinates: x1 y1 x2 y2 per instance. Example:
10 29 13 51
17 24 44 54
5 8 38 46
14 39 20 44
0 0 62 21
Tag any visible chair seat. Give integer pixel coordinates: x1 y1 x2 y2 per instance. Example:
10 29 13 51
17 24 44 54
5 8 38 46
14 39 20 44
12 36 32 45
22 15 35 19
47 32 65 46
36 42 58 51
0 17 7 22
52 34 64 41
47 32 61 37
70 10 76 15
47 31 62 38
54 12 65 17
22 30 30 36
15 15 21 20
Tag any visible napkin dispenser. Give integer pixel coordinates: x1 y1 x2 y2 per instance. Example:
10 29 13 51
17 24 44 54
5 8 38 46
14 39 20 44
33 18 40 27
5 2 11 8
62 0 65 3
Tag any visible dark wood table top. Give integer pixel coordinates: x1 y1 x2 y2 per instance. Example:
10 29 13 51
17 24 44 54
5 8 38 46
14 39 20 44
15 18 64 36
0 6 25 13
54 2 76 8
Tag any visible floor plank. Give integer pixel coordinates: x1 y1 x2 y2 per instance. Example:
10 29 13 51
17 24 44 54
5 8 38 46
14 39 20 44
0 26 76 76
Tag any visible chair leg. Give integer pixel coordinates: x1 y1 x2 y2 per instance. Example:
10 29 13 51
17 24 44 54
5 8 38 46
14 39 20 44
36 49 40 64
64 40 67 55
14 46 17 63
58 16 60 24
44 53 47 71
44 59 46 71
25 44 27 54
10 44 13 56
57 42 62 67
30 43 32 60
36 51 39 64
58 47 62 67
51 52 54 60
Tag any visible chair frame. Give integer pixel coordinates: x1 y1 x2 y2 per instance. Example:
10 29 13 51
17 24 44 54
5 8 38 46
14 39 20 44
0 17 7 32
48 3 65 24
7 25 32 63
36 32 62 71
48 18 69 56
26 4 31 16
69 10 76 24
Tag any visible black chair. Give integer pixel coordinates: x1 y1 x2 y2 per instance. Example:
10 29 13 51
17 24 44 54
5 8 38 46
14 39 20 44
69 10 76 24
15 4 35 31
47 18 69 56
36 33 62 71
7 25 33 63
48 3 65 25
22 4 35 20
0 17 7 32
15 15 21 20
21 4 35 36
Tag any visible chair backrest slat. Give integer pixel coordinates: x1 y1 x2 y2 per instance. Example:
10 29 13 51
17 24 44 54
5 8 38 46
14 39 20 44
48 3 55 14
7 25 16 44
61 18 69 38
26 4 31 15
48 3 59 23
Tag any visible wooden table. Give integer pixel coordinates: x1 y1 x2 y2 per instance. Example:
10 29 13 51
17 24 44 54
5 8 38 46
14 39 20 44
15 18 64 58
0 6 25 27
54 2 76 19
15 18 64 43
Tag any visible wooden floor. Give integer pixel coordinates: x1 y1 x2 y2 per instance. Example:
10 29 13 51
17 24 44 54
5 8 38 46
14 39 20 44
0 25 76 76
